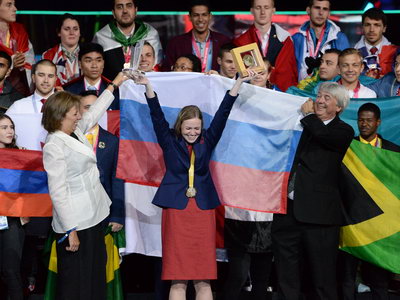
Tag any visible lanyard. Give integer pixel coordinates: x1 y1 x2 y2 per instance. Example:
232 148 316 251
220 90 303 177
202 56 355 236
188 148 195 190
123 46 132 64
306 25 326 58
192 33 211 72
339 79 361 98
255 29 270 57
64 57 78 81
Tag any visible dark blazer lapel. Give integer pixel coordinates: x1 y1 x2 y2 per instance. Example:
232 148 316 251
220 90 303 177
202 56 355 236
96 127 111 162
177 137 190 168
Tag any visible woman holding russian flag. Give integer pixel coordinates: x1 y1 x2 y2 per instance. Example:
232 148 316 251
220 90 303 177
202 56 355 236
134 72 254 300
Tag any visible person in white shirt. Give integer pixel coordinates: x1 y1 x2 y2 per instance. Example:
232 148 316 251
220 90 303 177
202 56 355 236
6 60 57 114
338 48 376 98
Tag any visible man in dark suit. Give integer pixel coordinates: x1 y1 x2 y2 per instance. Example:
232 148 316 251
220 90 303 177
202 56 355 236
272 81 354 300
339 102 400 300
64 42 120 110
162 0 230 72
79 90 125 231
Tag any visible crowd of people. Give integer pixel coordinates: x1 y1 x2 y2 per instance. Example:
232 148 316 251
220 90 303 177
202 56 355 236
0 0 399 299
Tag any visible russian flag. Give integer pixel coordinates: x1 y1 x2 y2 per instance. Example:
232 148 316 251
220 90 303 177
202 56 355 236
117 73 305 214
0 148 52 217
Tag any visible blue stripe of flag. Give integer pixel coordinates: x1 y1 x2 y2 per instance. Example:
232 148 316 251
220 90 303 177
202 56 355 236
0 169 49 194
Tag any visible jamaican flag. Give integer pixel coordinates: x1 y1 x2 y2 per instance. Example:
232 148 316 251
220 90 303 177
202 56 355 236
339 140 400 273
44 226 125 299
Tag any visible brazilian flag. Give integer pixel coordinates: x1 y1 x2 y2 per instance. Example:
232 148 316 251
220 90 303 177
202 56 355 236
43 226 125 299
339 140 400 273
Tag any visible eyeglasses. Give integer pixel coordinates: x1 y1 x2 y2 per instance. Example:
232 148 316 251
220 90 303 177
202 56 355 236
173 64 193 72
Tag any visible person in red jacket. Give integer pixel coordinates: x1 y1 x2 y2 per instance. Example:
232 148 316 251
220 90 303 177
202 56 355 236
0 0 35 96
233 0 297 91
162 0 231 72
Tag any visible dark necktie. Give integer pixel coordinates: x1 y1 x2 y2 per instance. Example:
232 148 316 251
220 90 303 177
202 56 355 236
397 87 400 96
40 99 46 113
370 46 378 55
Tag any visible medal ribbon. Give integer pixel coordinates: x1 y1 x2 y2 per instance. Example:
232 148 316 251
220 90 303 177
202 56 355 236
338 79 361 98
123 46 132 64
306 25 326 58
188 149 195 191
192 33 211 72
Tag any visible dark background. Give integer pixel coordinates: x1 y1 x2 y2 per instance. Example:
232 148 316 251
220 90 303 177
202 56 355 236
14 0 391 11
13 0 400 60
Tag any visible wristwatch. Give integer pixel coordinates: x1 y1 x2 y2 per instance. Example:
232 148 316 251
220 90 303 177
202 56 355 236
109 82 118 90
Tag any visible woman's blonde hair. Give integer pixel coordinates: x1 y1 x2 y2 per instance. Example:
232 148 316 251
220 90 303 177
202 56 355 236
173 105 203 136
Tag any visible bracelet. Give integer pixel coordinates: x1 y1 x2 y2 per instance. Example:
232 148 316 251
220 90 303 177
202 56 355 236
109 82 119 90
57 227 77 244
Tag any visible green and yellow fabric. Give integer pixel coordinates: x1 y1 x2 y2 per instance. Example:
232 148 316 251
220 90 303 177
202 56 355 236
339 140 400 273
44 226 125 300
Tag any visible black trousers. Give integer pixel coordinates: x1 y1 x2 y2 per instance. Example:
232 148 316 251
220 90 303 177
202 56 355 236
272 201 339 300
222 249 273 300
338 251 390 300
0 217 25 300
55 222 106 300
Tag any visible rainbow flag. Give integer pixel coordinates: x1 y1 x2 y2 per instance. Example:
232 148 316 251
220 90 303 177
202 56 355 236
0 148 52 217
117 72 305 214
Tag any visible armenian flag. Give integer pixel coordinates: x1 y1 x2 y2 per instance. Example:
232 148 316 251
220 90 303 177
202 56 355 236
0 148 51 217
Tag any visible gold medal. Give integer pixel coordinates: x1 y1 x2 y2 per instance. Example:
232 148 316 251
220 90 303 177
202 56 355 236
186 187 197 198
242 54 255 67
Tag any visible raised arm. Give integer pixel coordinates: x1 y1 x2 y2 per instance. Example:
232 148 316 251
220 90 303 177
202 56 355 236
228 69 256 97
134 75 172 150
79 72 128 133
206 71 256 147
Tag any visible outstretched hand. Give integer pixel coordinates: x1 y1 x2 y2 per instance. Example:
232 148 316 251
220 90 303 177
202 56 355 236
133 74 150 86
238 68 258 82
229 68 258 97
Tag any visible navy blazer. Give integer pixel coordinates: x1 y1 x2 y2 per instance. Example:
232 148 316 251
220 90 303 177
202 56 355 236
147 92 238 210
63 75 120 110
97 126 125 224
292 114 354 225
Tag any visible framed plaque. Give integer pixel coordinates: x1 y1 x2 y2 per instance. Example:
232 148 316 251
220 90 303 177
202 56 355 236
230 43 266 77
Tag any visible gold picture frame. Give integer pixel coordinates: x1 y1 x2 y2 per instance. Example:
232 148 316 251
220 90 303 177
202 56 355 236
230 43 266 77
